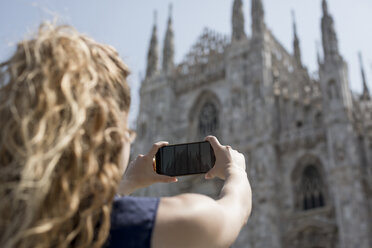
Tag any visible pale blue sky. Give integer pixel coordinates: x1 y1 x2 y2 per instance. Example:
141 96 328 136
1 0 371 126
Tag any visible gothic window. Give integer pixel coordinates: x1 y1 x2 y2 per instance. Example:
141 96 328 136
297 165 325 211
198 101 218 137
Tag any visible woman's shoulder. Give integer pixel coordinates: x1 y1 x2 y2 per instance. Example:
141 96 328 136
105 196 160 248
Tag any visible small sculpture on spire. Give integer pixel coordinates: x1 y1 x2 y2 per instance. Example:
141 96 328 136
232 0 246 42
162 4 175 73
358 52 371 101
321 0 339 62
292 10 302 66
322 0 328 15
251 0 265 38
146 11 159 78
316 41 322 65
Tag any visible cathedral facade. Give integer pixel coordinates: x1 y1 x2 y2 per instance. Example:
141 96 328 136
131 0 372 247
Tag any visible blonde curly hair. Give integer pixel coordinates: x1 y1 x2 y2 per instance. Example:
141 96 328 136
0 23 131 248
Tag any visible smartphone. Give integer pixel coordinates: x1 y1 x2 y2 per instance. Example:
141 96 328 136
155 141 216 176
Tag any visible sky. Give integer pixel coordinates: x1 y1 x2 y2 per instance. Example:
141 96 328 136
1 0 371 127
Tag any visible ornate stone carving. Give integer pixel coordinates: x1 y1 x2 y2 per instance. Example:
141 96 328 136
173 28 228 94
285 224 337 248
176 28 228 77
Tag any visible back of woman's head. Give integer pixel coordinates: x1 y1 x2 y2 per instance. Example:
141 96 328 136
0 23 131 248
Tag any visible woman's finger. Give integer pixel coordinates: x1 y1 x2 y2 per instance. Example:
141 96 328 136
204 136 222 151
147 141 169 158
155 174 178 183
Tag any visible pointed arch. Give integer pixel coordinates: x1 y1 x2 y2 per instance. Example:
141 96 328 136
292 154 328 211
188 90 221 140
300 165 325 210
198 102 218 137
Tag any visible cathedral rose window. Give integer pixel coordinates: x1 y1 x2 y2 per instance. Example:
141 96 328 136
198 101 218 137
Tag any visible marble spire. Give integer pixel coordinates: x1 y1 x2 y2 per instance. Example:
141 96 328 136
359 52 370 101
162 4 175 73
146 11 159 78
321 0 339 61
292 10 302 66
232 0 246 42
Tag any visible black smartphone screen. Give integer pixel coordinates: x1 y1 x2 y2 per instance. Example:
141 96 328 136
155 141 216 176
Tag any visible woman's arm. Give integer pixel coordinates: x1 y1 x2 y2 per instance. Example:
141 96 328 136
152 136 252 248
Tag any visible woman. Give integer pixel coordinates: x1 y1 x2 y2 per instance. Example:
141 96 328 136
0 23 252 248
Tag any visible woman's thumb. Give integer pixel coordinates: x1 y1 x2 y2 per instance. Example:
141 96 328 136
205 168 216 179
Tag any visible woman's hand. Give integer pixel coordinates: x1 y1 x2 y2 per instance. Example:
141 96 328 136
118 141 178 195
204 136 246 180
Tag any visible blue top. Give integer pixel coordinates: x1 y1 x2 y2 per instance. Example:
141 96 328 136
105 196 160 248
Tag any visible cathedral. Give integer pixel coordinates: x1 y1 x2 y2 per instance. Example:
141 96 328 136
131 0 372 247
